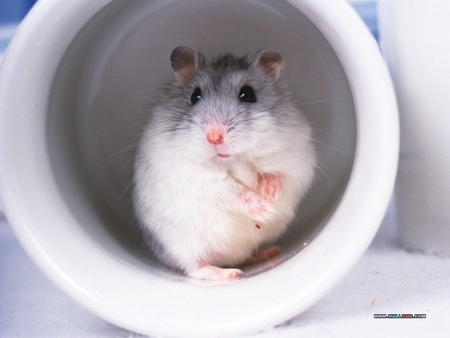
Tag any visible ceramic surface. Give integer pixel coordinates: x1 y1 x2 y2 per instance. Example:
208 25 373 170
0 0 398 336
379 0 450 256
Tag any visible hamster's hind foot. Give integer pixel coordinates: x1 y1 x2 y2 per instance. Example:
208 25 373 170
187 261 243 280
249 245 280 263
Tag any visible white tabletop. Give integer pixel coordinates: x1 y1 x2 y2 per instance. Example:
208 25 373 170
2 204 449 338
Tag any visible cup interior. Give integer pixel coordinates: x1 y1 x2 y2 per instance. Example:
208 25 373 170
46 0 356 278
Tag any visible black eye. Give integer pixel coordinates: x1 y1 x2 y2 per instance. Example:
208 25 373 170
191 87 202 105
239 86 256 103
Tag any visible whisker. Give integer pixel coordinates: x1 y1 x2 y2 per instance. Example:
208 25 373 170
312 138 355 155
112 178 134 208
100 141 140 170
306 116 335 122
296 99 332 107
314 164 338 190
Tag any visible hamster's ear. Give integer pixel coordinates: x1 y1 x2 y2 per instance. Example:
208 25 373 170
255 51 285 80
170 46 198 84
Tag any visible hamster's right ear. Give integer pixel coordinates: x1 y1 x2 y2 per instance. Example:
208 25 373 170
170 46 198 84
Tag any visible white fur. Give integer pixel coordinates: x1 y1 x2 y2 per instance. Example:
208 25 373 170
133 48 316 280
133 104 316 279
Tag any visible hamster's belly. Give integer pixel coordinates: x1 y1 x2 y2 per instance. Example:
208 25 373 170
142 160 290 268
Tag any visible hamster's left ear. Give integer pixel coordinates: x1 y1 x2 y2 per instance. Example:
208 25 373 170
254 51 285 80
170 46 199 84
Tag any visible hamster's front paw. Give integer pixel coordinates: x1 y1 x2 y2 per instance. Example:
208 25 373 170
238 189 275 223
259 173 283 201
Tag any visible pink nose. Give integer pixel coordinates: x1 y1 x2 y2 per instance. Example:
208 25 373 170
207 130 224 144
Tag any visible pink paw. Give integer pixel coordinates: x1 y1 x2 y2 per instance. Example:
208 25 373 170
188 262 242 280
259 173 283 201
250 245 280 263
238 189 274 222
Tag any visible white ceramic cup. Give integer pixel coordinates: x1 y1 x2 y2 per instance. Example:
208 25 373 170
0 0 398 336
379 0 450 256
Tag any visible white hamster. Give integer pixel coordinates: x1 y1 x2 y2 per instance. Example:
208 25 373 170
133 46 316 280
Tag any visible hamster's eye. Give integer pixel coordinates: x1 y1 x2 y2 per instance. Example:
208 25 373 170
239 86 256 103
191 87 202 105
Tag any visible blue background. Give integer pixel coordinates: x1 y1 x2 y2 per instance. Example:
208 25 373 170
0 0 378 46
0 0 38 23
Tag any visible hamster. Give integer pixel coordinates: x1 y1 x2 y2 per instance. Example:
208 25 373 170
133 46 316 280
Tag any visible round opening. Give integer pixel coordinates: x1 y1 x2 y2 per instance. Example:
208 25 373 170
48 0 355 276
1 0 397 336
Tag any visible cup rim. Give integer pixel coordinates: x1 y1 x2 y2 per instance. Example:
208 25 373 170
0 0 398 336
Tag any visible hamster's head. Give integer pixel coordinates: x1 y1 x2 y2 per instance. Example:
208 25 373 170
159 46 303 165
